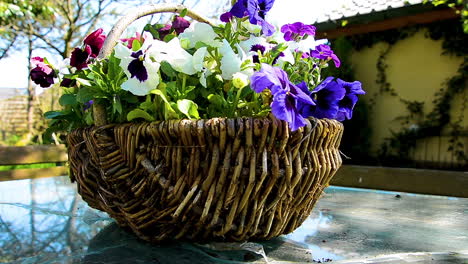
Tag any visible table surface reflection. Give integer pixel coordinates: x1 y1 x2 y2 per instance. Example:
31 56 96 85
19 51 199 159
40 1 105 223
0 176 467 264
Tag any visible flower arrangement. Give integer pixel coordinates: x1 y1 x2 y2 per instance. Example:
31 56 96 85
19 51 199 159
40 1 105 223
32 0 364 135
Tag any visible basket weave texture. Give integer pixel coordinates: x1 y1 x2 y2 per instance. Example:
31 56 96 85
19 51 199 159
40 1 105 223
67 116 343 242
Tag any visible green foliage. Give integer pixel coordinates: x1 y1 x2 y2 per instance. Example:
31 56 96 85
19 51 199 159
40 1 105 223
347 19 467 164
423 0 468 33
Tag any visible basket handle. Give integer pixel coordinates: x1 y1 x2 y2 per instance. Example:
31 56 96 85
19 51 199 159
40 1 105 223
98 4 214 59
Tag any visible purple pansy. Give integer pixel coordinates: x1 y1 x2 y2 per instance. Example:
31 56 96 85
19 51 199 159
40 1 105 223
335 79 365 121
310 44 341 68
70 45 92 70
251 64 315 131
280 22 316 41
30 57 56 88
127 50 148 82
172 16 190 34
83 28 106 58
226 0 276 36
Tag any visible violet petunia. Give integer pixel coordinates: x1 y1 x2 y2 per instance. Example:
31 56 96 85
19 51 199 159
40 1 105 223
220 12 233 22
70 45 92 70
280 22 316 41
30 57 56 88
251 64 315 131
83 28 106 58
301 77 346 120
310 44 341 68
335 79 365 121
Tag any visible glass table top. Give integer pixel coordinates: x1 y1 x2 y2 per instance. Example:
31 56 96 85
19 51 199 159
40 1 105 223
0 176 467 264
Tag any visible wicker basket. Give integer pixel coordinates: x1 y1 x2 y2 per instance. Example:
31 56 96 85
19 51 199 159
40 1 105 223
66 4 344 242
67 116 343 242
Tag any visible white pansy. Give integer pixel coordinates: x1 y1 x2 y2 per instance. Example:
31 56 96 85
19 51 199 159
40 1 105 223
239 36 270 55
220 40 255 80
178 22 221 49
220 39 242 80
114 42 161 96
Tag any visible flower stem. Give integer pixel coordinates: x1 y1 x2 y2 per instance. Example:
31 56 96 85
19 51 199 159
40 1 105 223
232 85 245 117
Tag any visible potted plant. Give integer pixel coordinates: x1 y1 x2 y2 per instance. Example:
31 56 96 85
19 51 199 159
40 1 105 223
31 1 364 242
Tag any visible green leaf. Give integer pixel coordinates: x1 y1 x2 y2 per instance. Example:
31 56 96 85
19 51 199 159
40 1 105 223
113 96 122 114
164 102 179 120
127 109 155 122
121 94 139 103
76 77 92 87
76 87 95 103
59 94 77 106
131 39 141 51
151 89 171 104
85 111 94 125
207 94 225 107
160 61 176 78
44 111 66 119
177 99 199 119
179 8 188 17
163 33 176 42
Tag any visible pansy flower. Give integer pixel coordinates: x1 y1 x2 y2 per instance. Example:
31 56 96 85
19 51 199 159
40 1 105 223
178 22 221 49
310 44 341 68
280 22 316 41
114 36 161 96
251 64 315 131
219 40 254 80
70 45 92 70
70 29 107 70
83 28 106 58
151 38 207 76
157 24 172 40
30 57 56 88
223 0 276 36
171 16 190 34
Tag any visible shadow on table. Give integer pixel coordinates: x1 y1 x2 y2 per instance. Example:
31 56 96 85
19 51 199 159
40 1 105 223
82 222 314 264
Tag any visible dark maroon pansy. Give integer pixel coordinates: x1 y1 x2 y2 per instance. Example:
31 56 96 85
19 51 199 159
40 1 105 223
30 57 55 88
70 45 92 70
83 28 106 57
60 78 76 87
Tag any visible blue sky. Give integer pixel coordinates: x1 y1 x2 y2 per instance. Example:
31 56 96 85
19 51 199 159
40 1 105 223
0 0 328 90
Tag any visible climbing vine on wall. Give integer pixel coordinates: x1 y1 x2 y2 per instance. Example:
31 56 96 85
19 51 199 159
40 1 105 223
339 19 467 167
